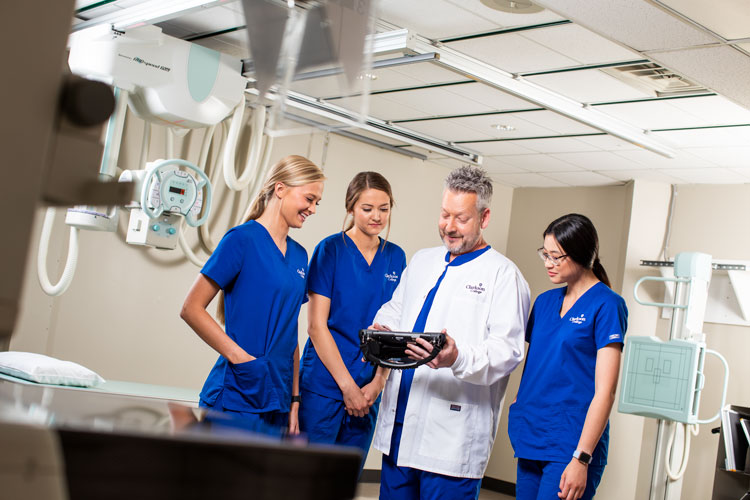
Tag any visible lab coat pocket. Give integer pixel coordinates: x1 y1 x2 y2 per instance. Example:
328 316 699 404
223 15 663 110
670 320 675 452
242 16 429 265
418 397 477 463
222 358 282 413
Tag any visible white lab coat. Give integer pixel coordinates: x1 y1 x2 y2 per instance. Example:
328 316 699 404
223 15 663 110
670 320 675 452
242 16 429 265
372 246 530 478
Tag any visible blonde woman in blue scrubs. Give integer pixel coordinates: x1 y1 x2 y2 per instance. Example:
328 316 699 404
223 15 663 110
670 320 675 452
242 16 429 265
181 155 324 434
508 213 628 500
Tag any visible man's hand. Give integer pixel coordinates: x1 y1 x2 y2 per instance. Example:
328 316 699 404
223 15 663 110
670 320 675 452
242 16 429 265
404 330 458 369
342 381 370 417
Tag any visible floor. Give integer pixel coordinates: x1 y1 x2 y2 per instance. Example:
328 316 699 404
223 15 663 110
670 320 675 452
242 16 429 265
354 481 514 499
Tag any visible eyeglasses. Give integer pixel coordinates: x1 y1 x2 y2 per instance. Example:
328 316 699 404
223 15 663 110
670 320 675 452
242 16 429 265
537 248 568 266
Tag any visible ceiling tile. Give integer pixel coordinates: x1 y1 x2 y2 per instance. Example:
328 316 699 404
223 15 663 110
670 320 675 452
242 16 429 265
550 151 646 170
377 0 505 40
514 110 600 134
728 167 750 180
599 169 688 183
388 63 467 86
533 0 718 52
543 171 622 186
684 146 750 168
375 86 497 117
656 0 750 40
658 167 748 183
377 0 564 40
460 141 538 156
292 67 424 99
443 0 566 33
613 149 715 169
664 95 750 126
491 173 569 187
480 157 527 174
444 82 538 111
493 154 582 172
522 24 642 64
572 134 639 151
526 70 652 103
451 113 566 138
512 136 605 153
402 119 495 142
595 100 711 130
654 126 750 147
334 95 426 121
446 33 579 74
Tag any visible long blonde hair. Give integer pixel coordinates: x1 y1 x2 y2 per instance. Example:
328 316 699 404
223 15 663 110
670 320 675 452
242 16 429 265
216 155 325 325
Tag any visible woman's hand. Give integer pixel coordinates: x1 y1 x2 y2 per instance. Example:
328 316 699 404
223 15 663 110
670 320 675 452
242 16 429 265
288 400 300 435
360 372 387 407
342 381 370 417
558 459 588 500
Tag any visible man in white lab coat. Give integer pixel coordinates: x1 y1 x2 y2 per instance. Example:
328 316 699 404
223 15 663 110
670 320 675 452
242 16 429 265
371 165 530 500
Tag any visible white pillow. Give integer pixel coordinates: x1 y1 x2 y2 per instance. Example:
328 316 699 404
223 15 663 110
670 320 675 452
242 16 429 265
0 351 105 387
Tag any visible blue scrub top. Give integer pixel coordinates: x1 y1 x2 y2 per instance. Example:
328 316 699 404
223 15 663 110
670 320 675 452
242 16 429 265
508 281 627 465
199 220 309 414
300 233 406 400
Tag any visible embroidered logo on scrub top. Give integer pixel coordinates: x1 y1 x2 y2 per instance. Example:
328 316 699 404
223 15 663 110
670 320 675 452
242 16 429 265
384 272 399 282
608 333 621 340
296 268 305 279
450 404 462 412
465 282 486 295
570 313 586 324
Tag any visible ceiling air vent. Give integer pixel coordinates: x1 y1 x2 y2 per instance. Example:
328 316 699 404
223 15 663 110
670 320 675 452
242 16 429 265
602 62 710 97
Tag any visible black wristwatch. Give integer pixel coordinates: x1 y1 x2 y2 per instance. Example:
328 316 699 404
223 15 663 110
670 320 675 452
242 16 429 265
291 395 301 404
573 450 592 465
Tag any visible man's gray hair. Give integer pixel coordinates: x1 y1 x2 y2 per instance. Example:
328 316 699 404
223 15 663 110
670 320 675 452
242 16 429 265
444 165 493 212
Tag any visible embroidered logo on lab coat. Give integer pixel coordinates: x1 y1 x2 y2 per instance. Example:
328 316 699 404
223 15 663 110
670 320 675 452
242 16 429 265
465 282 486 295
297 268 305 279
570 313 586 324
384 272 399 282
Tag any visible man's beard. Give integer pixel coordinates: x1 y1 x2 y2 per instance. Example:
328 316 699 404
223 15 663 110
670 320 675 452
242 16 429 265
440 228 481 255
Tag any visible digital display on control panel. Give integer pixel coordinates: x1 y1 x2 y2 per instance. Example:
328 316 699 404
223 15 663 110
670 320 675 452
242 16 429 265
169 186 185 195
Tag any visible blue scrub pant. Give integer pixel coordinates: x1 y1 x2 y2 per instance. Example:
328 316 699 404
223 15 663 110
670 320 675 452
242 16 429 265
298 390 377 472
199 394 289 436
516 458 605 500
380 423 481 500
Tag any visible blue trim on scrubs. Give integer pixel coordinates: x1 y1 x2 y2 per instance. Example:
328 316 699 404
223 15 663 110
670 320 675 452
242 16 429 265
380 423 481 500
298 232 405 456
198 220 308 415
394 245 491 424
508 281 628 467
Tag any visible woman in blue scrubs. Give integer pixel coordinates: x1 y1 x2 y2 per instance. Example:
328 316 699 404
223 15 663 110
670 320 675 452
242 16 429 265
299 171 406 465
180 155 325 434
508 213 628 500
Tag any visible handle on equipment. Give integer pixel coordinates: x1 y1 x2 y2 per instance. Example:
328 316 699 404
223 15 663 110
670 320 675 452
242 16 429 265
633 276 691 308
695 349 729 425
140 159 212 226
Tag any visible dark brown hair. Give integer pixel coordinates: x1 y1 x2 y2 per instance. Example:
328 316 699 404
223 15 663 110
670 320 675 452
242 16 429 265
543 213 611 288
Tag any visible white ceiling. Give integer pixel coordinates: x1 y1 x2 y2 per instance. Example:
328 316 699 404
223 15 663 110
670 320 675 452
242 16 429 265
72 0 750 187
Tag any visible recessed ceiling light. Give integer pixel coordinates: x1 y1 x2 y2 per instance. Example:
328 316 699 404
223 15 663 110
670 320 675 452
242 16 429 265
480 0 544 14
357 72 378 81
491 124 516 132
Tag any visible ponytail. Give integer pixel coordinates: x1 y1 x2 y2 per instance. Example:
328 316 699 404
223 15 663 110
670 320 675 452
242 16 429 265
215 155 324 325
592 256 611 288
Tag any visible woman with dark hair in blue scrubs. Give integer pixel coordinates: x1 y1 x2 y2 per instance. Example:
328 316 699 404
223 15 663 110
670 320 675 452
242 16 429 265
299 171 406 467
181 155 325 434
508 213 628 500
